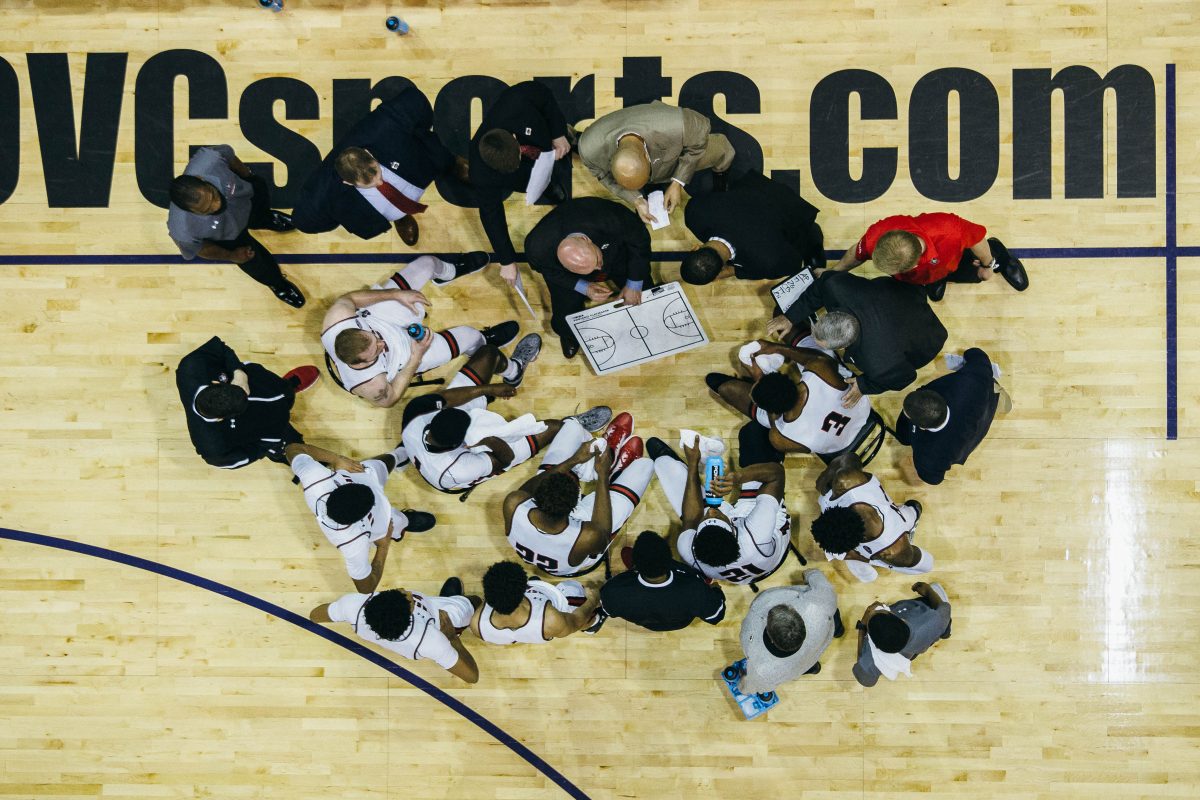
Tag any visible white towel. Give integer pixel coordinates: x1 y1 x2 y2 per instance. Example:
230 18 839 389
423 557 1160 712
572 439 606 482
463 408 547 448
738 342 785 374
823 549 878 582
679 429 725 458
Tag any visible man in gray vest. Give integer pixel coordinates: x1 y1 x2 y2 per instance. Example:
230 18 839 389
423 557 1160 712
737 568 843 694
853 582 952 687
167 145 305 308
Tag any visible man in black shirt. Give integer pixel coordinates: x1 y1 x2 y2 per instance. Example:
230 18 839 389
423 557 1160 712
599 531 726 631
894 348 1006 485
682 170 824 285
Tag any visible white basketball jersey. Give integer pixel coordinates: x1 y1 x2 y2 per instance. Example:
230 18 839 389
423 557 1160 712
818 475 912 559
677 496 791 585
400 410 494 492
507 498 598 576
773 369 871 455
320 313 411 393
477 585 554 645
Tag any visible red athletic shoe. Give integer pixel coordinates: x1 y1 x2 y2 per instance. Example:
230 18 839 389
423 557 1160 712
284 365 320 393
611 435 644 476
603 412 634 451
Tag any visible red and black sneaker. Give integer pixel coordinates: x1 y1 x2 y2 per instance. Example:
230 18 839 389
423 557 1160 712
611 435 644 476
284 365 320 393
603 412 634 451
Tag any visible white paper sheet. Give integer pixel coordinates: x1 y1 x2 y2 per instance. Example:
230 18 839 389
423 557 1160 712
524 150 555 205
646 190 670 230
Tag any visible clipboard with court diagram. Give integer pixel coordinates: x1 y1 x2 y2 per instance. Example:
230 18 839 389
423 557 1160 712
566 282 709 375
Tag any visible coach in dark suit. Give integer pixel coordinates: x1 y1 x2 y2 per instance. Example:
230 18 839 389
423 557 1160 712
682 171 825 284
894 348 1003 485
292 85 457 245
524 196 653 358
467 81 572 282
770 271 947 398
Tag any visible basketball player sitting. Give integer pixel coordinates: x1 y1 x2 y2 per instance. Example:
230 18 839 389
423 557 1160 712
321 256 518 408
706 339 871 460
400 342 613 493
469 561 605 644
503 412 653 578
648 426 790 586
809 452 933 582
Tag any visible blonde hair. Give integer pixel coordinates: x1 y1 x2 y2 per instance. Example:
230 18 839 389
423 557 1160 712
872 230 922 274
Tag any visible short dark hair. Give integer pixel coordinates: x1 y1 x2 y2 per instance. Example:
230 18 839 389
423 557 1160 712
334 329 373 364
680 246 724 285
631 530 672 577
478 129 520 173
692 522 739 567
325 483 375 525
170 175 211 211
363 589 413 640
903 389 948 429
532 472 580 519
751 372 799 415
809 506 865 555
194 383 248 419
482 561 528 614
427 408 471 451
868 612 910 653
765 605 806 654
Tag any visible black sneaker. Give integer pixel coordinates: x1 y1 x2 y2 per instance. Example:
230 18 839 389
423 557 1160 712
582 612 607 635
804 661 822 675
439 577 464 597
432 251 490 286
481 321 519 348
504 333 543 386
272 279 305 308
705 372 737 393
926 281 947 302
268 210 295 232
400 509 436 536
646 437 682 462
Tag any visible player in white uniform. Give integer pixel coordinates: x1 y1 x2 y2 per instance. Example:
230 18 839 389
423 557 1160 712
320 254 519 408
648 428 791 586
706 339 870 459
810 453 933 582
285 441 435 593
400 343 612 493
503 412 654 577
469 561 603 645
309 577 481 683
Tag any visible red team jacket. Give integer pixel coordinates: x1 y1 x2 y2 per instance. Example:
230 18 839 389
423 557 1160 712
854 213 987 285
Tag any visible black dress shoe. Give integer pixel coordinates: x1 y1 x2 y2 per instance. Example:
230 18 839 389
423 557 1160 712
926 280 947 302
989 237 1029 292
272 279 305 308
433 251 489 285
402 509 437 534
268 210 295 232
560 337 580 359
439 576 464 597
646 437 682 462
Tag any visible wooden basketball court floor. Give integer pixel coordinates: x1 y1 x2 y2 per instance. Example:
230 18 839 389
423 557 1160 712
2 1 1199 798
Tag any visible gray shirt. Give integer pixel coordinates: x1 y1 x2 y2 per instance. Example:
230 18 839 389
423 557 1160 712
739 570 838 694
853 586 952 688
167 145 255 259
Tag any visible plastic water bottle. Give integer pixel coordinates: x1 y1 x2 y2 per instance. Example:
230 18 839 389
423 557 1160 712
385 16 410 35
259 0 283 12
703 455 724 507
406 324 429 341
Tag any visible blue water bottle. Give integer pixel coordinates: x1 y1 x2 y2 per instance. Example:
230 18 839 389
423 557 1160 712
703 455 724 507
259 0 283 12
406 323 429 341
385 16 410 35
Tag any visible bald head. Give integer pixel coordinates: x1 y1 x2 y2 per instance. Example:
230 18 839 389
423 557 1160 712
557 234 602 275
612 136 650 190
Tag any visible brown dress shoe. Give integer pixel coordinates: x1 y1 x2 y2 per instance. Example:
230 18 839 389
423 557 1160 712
393 215 419 246
452 155 470 183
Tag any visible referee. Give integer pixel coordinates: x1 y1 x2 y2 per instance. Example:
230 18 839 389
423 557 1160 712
599 531 726 631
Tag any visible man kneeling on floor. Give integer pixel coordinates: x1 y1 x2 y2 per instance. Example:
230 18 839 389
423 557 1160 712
470 561 606 643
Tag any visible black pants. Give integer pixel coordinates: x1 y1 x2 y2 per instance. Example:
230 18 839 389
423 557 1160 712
738 421 785 467
210 174 286 290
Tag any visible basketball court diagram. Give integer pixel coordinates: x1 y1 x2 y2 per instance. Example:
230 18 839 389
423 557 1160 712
566 282 708 375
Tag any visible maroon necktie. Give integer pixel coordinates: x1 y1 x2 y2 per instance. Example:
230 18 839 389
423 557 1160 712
376 180 427 215
520 144 544 161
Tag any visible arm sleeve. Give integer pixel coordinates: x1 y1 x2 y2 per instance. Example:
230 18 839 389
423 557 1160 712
176 337 241 403
172 233 203 261
698 583 727 624
401 394 445 430
854 359 916 396
618 209 652 284
478 200 518 265
521 80 568 137
946 213 987 247
912 450 947 486
783 271 833 325
210 144 236 162
744 495 784 554
852 641 881 687
892 413 915 446
962 347 993 377
200 444 259 470
340 537 374 582
672 107 712 186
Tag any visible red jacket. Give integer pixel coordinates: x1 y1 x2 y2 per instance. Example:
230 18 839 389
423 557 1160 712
855 213 987 285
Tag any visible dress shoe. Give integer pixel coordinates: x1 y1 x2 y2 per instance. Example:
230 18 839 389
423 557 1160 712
646 437 682 463
989 237 1029 292
452 155 470 183
926 280 947 302
560 337 580 360
283 365 320 393
268 210 295 232
401 509 437 534
439 576 464 597
433 251 489 286
272 279 305 308
393 215 419 246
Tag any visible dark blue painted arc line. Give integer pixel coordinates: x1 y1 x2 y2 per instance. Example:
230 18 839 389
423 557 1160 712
1166 63 1178 440
0 527 592 800
0 245 1182 267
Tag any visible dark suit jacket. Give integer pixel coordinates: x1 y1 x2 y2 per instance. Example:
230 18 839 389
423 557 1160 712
465 81 569 265
524 197 652 292
292 86 453 239
176 337 302 469
894 347 999 485
785 271 947 395
684 170 821 280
